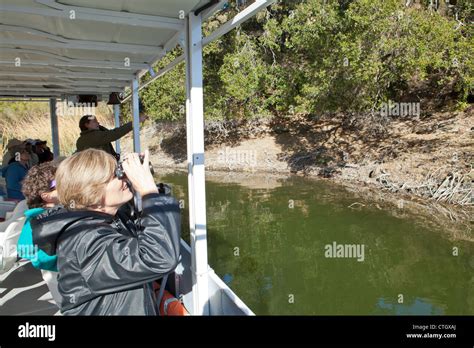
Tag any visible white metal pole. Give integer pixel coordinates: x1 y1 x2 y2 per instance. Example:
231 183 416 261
49 98 60 158
185 12 210 316
131 77 141 153
113 103 121 154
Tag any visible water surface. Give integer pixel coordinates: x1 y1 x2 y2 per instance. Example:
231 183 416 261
158 171 473 315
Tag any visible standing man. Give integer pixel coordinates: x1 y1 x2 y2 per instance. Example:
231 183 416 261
76 113 148 160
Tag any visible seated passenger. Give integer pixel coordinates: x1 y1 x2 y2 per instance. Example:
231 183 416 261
17 161 62 305
24 139 40 167
1 145 30 200
30 149 181 315
34 140 54 164
17 161 60 271
1 138 23 166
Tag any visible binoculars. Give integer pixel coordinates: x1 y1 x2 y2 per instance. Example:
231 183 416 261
115 154 154 180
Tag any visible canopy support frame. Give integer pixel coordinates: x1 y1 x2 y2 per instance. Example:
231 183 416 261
114 104 121 155
49 98 60 158
131 77 140 153
185 11 210 316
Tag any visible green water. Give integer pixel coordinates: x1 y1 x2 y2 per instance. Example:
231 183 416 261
159 171 474 315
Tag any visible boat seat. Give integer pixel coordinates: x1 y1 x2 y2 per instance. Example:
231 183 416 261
0 200 27 229
0 200 17 220
4 199 27 221
0 216 26 274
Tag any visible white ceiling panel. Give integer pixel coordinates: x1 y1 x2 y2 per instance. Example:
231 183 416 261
0 0 214 97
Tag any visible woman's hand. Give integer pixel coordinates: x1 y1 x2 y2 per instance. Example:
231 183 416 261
121 150 158 196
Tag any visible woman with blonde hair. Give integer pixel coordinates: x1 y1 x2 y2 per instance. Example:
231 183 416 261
31 148 181 315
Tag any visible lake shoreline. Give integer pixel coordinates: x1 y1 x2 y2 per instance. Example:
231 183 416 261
122 109 472 216
153 165 472 241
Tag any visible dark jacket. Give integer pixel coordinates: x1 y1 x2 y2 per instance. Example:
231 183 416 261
30 193 181 315
1 161 28 200
76 123 133 158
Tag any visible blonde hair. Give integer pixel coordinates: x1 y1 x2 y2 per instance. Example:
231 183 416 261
56 149 116 210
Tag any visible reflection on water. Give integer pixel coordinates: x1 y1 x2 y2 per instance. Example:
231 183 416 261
158 171 474 315
376 297 444 315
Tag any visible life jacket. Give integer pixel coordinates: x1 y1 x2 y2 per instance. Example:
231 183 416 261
153 281 189 316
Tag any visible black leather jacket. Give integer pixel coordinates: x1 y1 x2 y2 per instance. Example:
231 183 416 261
30 193 181 315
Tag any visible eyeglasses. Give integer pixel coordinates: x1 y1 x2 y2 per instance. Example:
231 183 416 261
49 179 56 190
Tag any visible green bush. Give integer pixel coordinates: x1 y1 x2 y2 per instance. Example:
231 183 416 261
261 0 473 116
129 0 471 122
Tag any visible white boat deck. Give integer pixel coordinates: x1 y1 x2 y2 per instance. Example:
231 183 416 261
0 260 60 315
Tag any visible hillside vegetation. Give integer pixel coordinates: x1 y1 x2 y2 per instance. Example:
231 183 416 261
129 0 473 122
0 0 472 209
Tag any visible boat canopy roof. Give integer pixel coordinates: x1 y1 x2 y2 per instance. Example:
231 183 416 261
0 0 222 98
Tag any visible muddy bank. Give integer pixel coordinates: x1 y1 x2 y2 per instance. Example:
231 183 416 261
121 109 473 225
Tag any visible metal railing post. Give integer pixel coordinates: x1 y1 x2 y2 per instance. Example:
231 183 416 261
131 77 140 153
114 104 121 154
185 12 210 316
49 98 60 158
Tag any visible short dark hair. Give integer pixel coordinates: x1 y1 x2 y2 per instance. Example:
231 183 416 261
79 115 95 131
22 161 58 208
